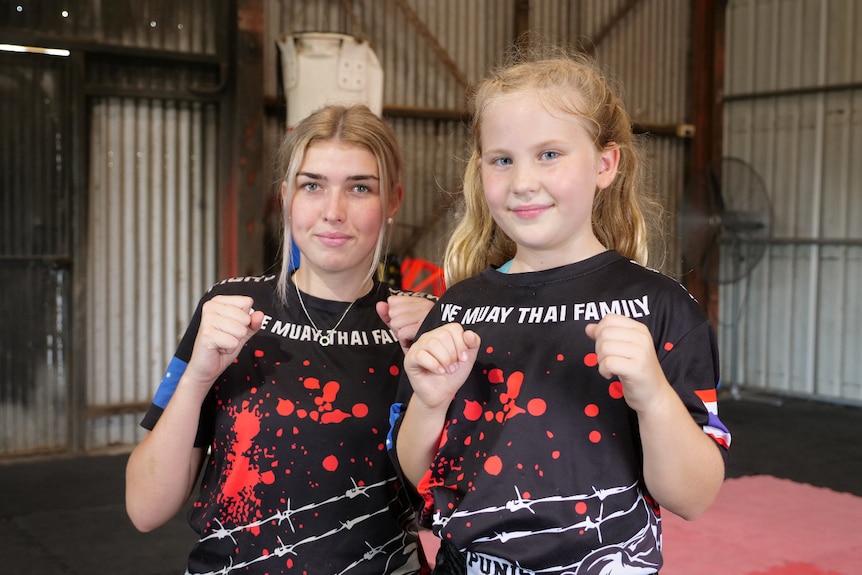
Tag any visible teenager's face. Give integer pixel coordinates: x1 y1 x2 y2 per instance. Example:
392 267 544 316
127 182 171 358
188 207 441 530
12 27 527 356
289 140 394 285
479 91 619 270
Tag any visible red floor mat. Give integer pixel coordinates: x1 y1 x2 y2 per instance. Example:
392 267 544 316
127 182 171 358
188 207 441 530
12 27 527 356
661 475 862 575
420 475 861 573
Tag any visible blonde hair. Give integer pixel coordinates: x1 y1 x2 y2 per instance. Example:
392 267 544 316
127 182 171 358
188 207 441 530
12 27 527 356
444 48 661 285
274 104 404 304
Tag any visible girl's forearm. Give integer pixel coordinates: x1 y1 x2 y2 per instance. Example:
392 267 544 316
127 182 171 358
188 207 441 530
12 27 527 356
395 401 449 487
125 377 209 532
638 385 725 520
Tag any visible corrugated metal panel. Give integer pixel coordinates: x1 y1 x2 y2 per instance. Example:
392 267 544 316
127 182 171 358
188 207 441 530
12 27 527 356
723 0 862 403
3 0 219 54
263 115 284 266
0 50 71 456
574 0 692 277
86 97 218 448
388 116 468 264
0 52 70 258
531 0 580 41
265 0 511 106
0 261 70 454
1 2 227 457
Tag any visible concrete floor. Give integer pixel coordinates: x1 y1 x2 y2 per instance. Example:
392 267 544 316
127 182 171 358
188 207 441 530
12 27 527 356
1 394 860 574
0 451 195 575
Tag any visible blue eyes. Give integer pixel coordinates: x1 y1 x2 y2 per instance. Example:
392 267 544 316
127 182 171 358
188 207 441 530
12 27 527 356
299 182 372 194
491 151 558 166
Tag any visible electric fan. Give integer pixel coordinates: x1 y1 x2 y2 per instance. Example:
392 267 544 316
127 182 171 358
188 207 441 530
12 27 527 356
678 157 771 284
678 156 774 402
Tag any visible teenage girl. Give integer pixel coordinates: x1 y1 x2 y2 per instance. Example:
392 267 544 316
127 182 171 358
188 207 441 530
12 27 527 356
388 51 731 575
126 104 434 574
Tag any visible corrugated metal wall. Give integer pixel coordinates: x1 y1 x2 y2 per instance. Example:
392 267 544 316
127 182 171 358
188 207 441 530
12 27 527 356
79 4 223 449
86 98 218 448
723 0 862 403
0 1 225 456
0 50 71 455
0 0 219 53
264 0 693 274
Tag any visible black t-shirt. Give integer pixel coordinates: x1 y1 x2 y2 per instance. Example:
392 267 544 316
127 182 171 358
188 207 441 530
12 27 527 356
142 275 430 575
389 251 731 575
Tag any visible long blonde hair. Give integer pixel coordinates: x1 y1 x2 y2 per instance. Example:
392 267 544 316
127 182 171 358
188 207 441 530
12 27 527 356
274 104 404 304
444 49 660 285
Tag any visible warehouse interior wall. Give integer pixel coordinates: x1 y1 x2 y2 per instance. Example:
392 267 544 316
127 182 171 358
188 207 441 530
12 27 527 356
1 0 858 460
719 0 862 404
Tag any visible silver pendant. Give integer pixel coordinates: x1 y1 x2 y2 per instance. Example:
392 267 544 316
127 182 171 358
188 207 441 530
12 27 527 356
318 332 333 347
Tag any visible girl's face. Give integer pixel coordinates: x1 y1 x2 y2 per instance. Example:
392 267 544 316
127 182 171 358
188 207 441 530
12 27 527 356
479 91 619 271
288 140 399 288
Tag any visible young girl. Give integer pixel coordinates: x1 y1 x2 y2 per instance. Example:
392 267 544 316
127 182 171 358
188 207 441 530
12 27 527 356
388 52 731 574
126 104 434 574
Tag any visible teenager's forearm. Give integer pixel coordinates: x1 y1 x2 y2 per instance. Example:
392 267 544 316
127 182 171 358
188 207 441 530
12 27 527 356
638 387 725 520
125 379 208 532
395 401 449 487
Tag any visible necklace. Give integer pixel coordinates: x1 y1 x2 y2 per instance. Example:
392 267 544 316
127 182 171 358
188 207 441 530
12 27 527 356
294 280 356 347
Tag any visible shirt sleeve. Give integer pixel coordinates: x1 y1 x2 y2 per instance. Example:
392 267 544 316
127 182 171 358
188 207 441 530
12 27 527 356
139 296 215 448
659 317 732 464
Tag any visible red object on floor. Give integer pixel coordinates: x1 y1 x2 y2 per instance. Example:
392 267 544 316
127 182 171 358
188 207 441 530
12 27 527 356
661 475 862 575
